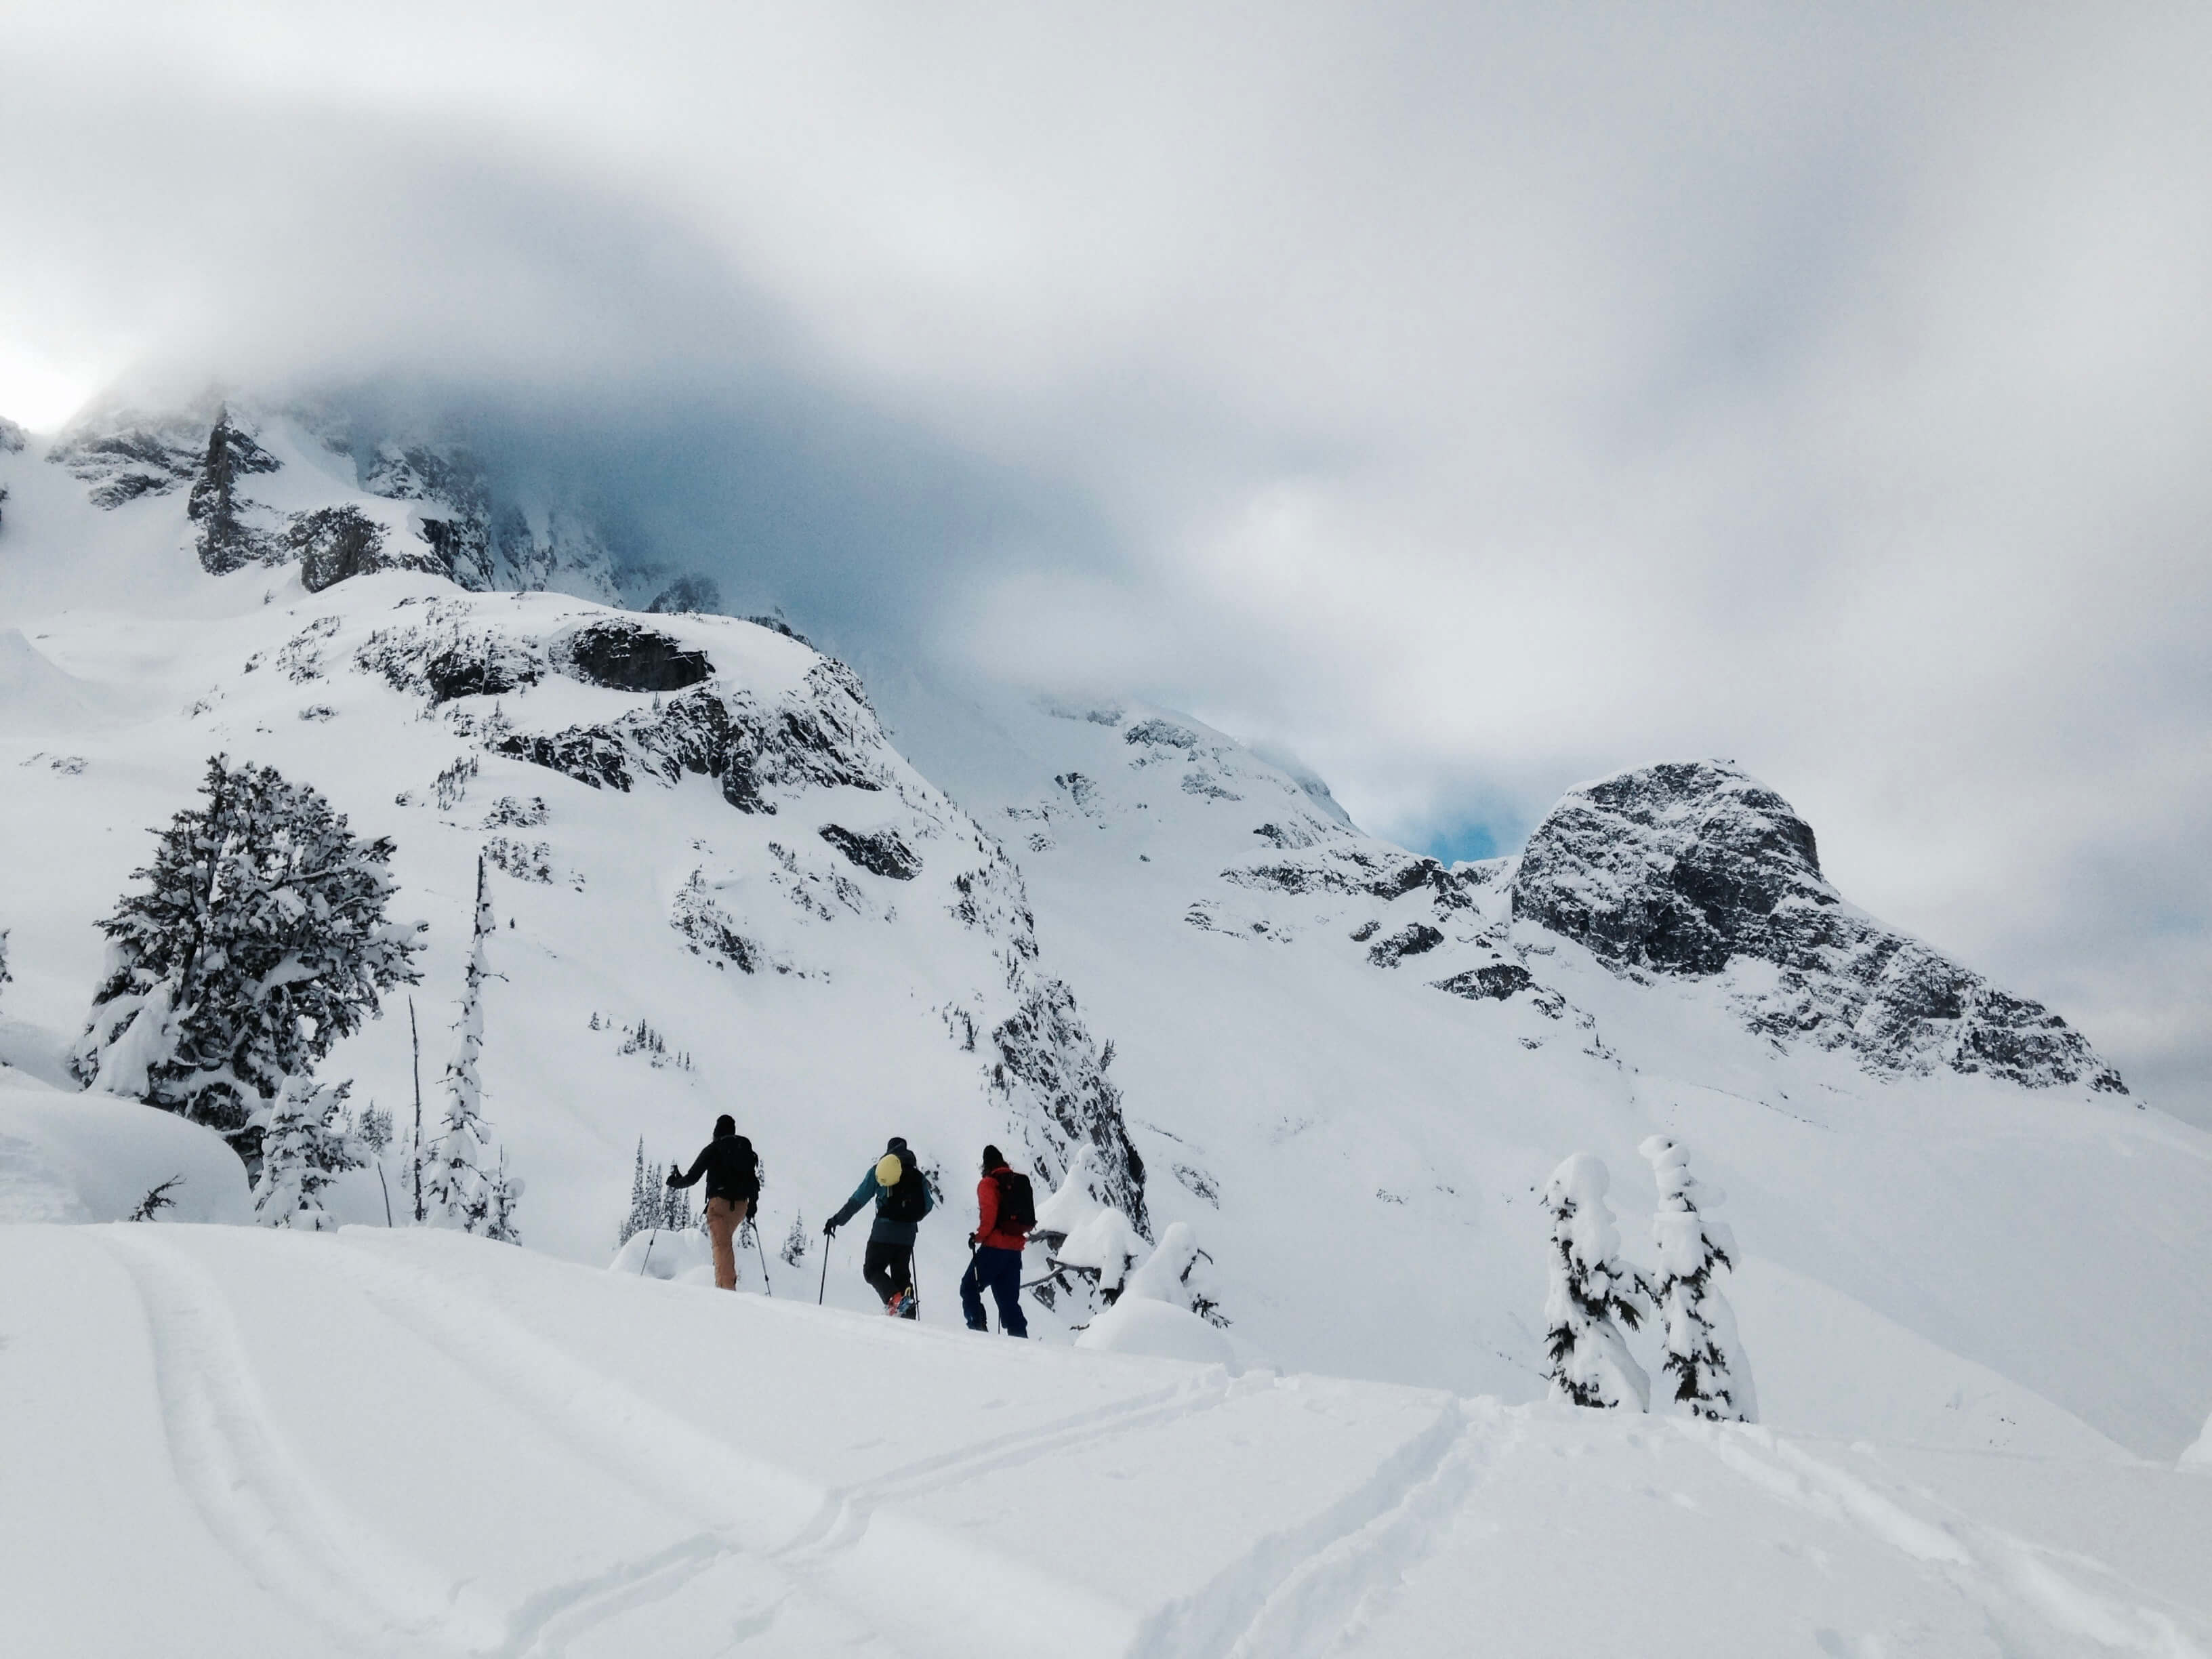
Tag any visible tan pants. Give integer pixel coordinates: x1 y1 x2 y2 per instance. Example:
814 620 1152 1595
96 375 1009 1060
705 1196 750 1291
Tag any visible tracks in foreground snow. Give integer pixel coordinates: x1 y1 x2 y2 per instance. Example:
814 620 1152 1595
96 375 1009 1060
77 1225 2212 1659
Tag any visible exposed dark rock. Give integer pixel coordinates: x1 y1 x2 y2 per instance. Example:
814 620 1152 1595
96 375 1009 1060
984 977 1149 1234
364 441 492 586
492 661 892 815
188 413 285 574
819 824 921 880
291 506 389 592
51 422 205 508
1181 770 1244 802
356 622 546 703
645 574 724 615
1225 844 1462 905
744 613 814 647
1366 922 1444 968
670 870 779 973
561 621 712 693
1511 759 2127 1092
1433 963 1534 1000
1124 718 1198 750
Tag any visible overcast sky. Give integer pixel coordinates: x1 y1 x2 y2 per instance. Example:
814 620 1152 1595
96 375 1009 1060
3 2 2209 1119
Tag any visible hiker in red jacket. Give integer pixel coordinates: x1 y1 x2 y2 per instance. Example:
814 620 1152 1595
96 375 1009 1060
960 1144 1032 1338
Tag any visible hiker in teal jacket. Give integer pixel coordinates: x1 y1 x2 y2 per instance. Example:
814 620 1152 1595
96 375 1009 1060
824 1136 933 1317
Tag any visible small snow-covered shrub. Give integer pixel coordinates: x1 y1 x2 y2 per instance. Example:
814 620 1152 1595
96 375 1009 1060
1541 1153 1652 1410
251 1074 363 1230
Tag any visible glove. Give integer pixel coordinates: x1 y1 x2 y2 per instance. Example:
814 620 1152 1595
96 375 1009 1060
967 1231 979 1249
664 1166 679 1188
823 1217 840 1237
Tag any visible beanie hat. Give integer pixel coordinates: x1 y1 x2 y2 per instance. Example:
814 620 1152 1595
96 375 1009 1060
981 1143 1005 1170
714 1113 736 1137
886 1135 909 1153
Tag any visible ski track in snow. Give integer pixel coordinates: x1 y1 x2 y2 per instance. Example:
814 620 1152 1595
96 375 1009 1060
1706 1428 2211 1658
1214 1406 1524 1659
1130 1398 1473 1659
316 1235 1251 1657
33 1224 2212 1658
101 1230 507 1656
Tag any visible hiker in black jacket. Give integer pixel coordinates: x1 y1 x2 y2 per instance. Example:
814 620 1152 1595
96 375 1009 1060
824 1136 933 1317
668 1113 760 1291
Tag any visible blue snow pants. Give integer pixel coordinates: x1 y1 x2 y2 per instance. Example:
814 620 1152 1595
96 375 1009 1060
960 1245 1028 1337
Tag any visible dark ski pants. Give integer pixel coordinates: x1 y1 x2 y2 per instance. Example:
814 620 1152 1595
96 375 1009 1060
863 1240 914 1311
960 1245 1027 1337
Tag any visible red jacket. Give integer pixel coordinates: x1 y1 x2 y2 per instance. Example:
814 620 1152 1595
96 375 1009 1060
973 1166 1028 1252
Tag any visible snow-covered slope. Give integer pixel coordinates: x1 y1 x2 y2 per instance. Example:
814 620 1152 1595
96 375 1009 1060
5 400 2212 1481
866 676 2212 1457
7 1221 2209 1659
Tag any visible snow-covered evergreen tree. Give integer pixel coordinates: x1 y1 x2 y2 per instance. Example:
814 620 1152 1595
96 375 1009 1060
662 1178 694 1233
781 1212 809 1267
617 1137 660 1248
251 1074 363 1229
1120 1222 1227 1326
0 926 12 1004
1639 1135 1757 1422
1541 1153 1652 1410
424 855 515 1240
70 757 424 1162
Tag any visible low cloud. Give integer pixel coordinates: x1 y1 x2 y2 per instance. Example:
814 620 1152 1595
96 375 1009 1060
3 2 2208 1118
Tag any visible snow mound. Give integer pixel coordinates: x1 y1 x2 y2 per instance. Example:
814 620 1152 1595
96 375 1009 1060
0 1081 250 1223
1075 1294 1237 1366
609 1225 714 1282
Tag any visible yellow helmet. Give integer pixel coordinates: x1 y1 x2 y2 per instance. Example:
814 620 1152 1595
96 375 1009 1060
876 1152 904 1187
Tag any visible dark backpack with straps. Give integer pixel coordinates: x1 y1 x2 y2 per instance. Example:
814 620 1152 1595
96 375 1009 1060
990 1169 1036 1233
878 1154 931 1223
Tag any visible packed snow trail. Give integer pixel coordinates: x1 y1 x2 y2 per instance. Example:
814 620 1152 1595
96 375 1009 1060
4 1223 2210 1659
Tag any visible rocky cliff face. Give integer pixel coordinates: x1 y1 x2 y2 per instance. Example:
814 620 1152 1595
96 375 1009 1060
45 401 718 609
1510 760 2126 1092
340 592 1151 1221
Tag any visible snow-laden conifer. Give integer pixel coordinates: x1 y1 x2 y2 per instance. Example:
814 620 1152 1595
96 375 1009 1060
70 757 424 1162
1542 1153 1652 1410
1120 1221 1227 1326
617 1136 659 1248
424 855 516 1240
0 925 12 1003
251 1074 363 1229
1639 1136 1757 1422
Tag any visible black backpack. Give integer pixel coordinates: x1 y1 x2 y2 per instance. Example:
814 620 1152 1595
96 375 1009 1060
878 1154 931 1223
991 1169 1036 1233
726 1134 760 1200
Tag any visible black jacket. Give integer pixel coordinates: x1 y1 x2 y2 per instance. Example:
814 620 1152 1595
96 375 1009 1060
669 1132 760 1203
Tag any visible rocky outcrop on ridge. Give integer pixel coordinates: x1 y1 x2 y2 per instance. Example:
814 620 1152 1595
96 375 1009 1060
45 400 722 607
1511 760 2127 1092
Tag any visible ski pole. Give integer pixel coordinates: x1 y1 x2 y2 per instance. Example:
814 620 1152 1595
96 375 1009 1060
638 1225 659 1276
817 1238 830 1305
750 1217 773 1296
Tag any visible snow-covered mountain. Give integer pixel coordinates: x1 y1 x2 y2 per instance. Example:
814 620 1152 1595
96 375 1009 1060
4 394 2211 1481
39 395 722 611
